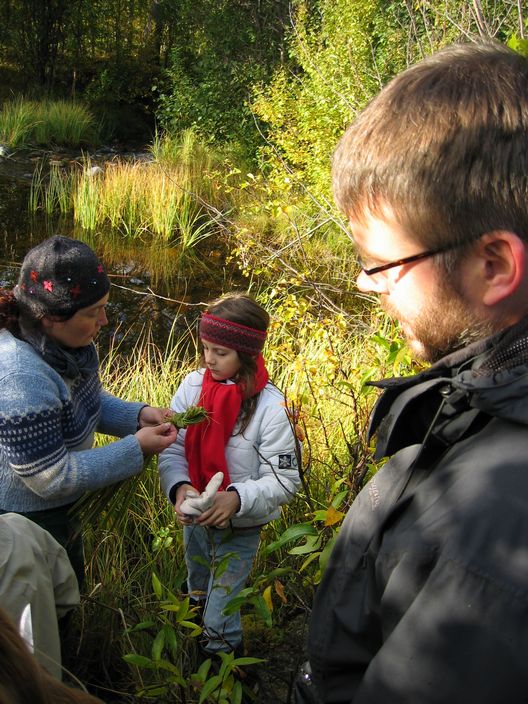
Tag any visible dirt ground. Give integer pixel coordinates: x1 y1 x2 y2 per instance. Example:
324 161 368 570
241 612 310 703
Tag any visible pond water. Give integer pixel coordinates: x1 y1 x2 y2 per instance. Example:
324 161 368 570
0 148 243 358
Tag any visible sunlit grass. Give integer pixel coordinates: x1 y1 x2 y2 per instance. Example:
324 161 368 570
29 136 226 251
0 97 97 147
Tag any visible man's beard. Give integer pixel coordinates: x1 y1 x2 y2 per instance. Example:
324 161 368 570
381 278 494 363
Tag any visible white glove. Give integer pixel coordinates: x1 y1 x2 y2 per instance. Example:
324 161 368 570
179 472 224 516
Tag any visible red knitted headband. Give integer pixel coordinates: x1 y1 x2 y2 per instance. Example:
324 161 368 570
199 312 267 355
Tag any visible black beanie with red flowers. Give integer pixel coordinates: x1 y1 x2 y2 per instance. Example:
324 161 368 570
14 236 110 319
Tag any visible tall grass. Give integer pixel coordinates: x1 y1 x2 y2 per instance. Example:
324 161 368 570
0 97 36 147
73 297 411 699
29 134 227 251
0 97 98 147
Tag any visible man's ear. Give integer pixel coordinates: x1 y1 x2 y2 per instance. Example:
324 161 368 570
476 231 526 307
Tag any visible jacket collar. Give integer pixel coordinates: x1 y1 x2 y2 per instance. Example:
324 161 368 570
368 314 528 459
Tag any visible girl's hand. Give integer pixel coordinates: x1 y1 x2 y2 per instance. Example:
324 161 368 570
135 423 177 455
138 405 173 428
175 483 198 525
197 490 241 528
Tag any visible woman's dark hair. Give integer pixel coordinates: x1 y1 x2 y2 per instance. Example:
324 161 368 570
201 293 270 433
0 289 75 336
0 290 20 332
0 607 102 704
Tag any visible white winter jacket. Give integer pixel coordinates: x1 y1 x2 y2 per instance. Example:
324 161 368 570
158 370 300 528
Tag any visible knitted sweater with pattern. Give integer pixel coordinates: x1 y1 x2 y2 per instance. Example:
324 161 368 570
0 329 146 513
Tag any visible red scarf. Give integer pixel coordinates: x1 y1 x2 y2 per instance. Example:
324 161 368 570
185 354 269 492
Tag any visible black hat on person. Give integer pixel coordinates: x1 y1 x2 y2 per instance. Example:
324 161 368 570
14 236 110 318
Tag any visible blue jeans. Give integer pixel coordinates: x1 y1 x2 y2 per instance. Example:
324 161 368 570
183 524 261 653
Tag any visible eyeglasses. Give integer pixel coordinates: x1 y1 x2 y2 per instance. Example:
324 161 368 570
358 240 466 277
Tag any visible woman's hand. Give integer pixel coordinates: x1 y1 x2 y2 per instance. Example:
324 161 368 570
196 490 241 528
135 423 177 455
174 483 198 525
138 405 173 428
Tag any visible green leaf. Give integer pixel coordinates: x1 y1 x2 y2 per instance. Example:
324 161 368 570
319 534 337 573
214 551 239 580
151 629 165 661
300 550 321 573
289 534 322 555
152 572 163 600
312 510 328 521
263 567 291 578
508 35 528 57
123 654 156 669
155 659 182 675
164 624 178 658
232 656 265 666
178 620 202 636
252 594 273 627
263 522 318 554
126 620 155 633
332 490 348 509
232 680 243 704
195 658 212 681
199 674 223 703
137 685 168 697
222 596 246 616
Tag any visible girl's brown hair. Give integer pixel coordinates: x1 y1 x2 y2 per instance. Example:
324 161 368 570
0 290 20 333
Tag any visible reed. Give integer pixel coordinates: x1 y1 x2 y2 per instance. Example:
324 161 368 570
73 161 100 231
0 96 37 147
29 160 77 216
146 170 182 240
70 155 220 246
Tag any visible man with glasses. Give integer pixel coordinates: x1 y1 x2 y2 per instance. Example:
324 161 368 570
299 41 528 703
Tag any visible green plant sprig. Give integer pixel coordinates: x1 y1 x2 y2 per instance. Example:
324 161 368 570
169 405 208 428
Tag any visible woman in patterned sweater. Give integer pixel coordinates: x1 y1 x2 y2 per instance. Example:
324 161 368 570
0 236 177 584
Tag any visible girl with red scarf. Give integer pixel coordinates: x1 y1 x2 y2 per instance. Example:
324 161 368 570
159 293 300 658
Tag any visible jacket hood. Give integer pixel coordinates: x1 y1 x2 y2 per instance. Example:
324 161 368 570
369 315 528 459
452 316 528 425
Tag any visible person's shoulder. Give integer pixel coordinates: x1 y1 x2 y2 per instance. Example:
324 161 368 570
0 328 21 354
261 381 286 402
181 368 205 386
174 368 205 396
257 382 288 412
0 329 46 374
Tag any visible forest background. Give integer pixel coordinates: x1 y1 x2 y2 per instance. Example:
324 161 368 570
1 1 527 702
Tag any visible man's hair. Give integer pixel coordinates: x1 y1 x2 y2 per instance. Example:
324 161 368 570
333 41 528 264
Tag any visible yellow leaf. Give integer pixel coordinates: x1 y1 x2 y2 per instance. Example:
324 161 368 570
325 505 345 527
274 579 287 605
263 585 273 613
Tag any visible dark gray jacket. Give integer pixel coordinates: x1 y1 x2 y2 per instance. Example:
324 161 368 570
308 318 528 704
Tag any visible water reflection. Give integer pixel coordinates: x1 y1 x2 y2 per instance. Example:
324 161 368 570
0 153 241 357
